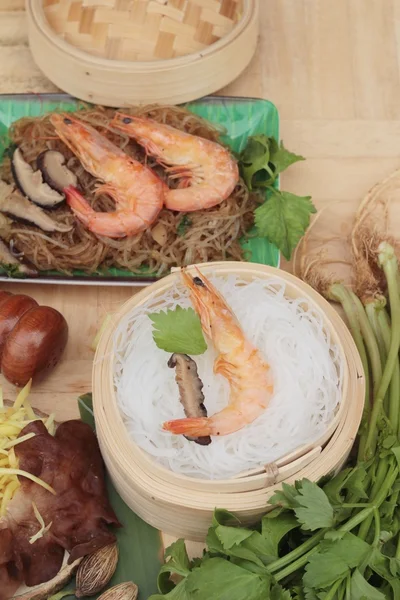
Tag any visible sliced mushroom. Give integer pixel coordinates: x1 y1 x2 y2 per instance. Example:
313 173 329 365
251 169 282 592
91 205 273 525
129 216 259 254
0 181 72 233
0 212 12 239
11 148 65 208
0 238 38 278
168 353 211 446
37 150 77 194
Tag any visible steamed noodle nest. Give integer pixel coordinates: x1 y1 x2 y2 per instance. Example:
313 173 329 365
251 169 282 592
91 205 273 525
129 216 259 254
1 105 258 276
112 275 344 480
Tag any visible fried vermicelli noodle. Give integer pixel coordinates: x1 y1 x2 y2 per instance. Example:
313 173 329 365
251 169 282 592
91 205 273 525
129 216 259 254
1 105 258 275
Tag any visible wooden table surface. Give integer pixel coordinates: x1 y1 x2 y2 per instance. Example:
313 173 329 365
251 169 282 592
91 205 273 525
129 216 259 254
0 2 398 433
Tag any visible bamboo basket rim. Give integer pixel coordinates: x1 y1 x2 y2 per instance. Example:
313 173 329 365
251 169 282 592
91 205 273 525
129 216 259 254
94 334 360 510
97 350 361 513
29 0 256 70
93 262 363 496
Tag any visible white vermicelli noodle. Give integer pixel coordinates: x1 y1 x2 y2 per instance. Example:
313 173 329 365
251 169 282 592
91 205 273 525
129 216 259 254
113 275 344 480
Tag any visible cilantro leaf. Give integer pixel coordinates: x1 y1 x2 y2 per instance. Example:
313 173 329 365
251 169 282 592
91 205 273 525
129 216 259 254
303 533 370 590
350 570 386 600
260 510 299 560
206 524 266 569
149 306 207 355
185 557 271 600
291 480 335 531
157 540 192 595
254 190 316 261
368 548 400 598
269 482 300 509
271 583 293 599
160 540 192 578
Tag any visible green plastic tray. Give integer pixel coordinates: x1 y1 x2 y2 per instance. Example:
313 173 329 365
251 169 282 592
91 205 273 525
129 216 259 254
0 94 280 286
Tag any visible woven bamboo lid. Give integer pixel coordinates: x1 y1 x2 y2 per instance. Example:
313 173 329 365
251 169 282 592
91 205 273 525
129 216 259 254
43 0 243 61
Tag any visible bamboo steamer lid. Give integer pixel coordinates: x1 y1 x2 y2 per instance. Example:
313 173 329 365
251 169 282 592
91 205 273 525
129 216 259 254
93 262 365 541
27 0 259 106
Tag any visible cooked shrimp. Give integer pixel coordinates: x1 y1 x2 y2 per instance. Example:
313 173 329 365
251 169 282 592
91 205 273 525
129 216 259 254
50 114 166 238
111 113 239 212
162 268 274 437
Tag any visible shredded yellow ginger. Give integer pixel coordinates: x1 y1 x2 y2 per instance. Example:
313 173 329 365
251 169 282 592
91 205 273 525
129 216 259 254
0 380 57 517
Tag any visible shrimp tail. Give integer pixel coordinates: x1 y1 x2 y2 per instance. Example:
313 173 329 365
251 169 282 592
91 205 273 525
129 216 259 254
65 185 94 223
162 417 212 437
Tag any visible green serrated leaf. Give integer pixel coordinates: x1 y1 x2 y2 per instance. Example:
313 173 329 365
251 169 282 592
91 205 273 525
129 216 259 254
271 583 293 600
185 558 271 600
322 469 353 505
215 525 254 549
254 189 316 261
270 482 300 509
260 512 299 560
239 135 305 192
159 540 192 579
369 548 400 597
268 138 305 177
149 306 207 355
303 533 370 590
239 136 272 190
293 480 335 531
350 570 386 600
149 579 190 600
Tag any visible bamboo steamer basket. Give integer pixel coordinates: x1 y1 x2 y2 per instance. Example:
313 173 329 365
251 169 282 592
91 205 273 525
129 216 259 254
93 262 365 541
27 0 259 107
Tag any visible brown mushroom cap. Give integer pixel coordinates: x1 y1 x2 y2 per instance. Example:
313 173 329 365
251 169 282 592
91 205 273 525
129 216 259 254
37 150 78 194
11 148 65 208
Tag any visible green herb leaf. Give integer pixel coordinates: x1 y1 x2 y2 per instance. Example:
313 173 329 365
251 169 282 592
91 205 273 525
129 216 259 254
260 510 299 559
1 262 25 278
291 480 335 531
254 190 316 261
177 215 192 237
269 482 300 509
206 524 266 569
159 540 192 579
271 583 293 600
215 525 254 549
268 138 305 178
323 468 353 505
239 135 305 191
149 579 190 600
149 307 207 355
303 533 370 590
185 557 271 600
368 548 400 598
350 569 386 600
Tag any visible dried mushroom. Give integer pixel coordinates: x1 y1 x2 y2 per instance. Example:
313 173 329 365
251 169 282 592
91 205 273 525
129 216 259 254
37 150 78 194
11 148 65 208
0 180 72 233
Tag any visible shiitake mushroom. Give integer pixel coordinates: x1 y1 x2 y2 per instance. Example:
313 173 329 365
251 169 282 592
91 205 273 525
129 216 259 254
0 290 68 386
11 148 66 209
37 150 78 194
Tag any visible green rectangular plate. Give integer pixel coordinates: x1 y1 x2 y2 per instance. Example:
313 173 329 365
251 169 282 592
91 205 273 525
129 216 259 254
0 94 280 286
